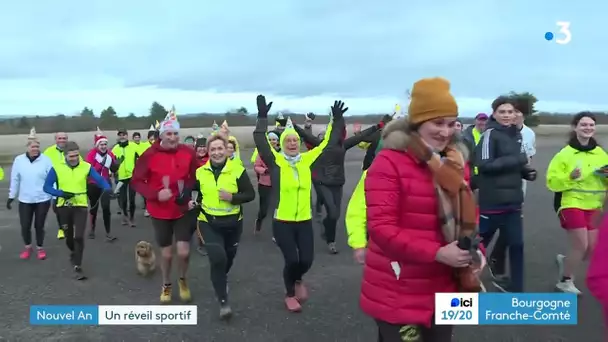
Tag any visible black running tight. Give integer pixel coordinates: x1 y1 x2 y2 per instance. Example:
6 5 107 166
272 220 314 297
315 184 344 243
57 207 88 266
118 178 136 219
87 183 111 234
19 201 51 247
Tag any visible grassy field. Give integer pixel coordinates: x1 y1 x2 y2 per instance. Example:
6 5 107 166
0 124 604 165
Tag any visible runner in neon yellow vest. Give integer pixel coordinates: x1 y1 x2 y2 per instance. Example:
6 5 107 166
463 113 489 174
43 141 110 280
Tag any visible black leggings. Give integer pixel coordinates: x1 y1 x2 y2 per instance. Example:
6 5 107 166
87 183 111 234
19 201 51 247
51 199 62 229
376 319 453 342
272 220 314 297
58 207 88 266
118 178 136 219
199 220 243 302
314 184 343 243
257 184 272 222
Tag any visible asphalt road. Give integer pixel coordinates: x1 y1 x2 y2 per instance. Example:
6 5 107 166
0 144 603 342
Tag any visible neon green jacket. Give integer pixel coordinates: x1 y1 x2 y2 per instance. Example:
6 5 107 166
345 170 367 249
253 117 343 222
547 145 608 211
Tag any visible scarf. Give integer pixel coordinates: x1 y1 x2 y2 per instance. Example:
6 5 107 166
407 133 483 292
281 152 301 166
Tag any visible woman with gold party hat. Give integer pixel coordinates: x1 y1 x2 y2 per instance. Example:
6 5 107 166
253 94 345 313
8 127 53 260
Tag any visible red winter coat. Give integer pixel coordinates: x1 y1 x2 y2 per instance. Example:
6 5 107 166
361 119 473 327
131 142 198 220
588 212 608 331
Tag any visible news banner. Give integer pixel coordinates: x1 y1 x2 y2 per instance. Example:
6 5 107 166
435 293 577 325
29 293 576 326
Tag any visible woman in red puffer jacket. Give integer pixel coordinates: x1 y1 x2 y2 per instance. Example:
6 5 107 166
362 78 484 342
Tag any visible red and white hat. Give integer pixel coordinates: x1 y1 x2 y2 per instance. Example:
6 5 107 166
94 127 108 146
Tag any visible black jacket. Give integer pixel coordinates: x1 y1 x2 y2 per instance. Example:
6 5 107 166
474 117 528 211
361 130 381 171
295 123 381 186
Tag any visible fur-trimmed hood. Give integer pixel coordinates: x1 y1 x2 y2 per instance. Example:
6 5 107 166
381 118 470 161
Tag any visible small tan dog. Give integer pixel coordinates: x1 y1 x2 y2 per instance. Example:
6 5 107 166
135 241 156 277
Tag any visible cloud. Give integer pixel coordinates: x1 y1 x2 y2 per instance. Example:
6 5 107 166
0 0 606 117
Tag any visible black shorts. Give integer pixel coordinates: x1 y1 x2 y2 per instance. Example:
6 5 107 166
152 214 194 248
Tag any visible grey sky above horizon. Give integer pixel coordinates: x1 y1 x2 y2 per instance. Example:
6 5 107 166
0 0 605 117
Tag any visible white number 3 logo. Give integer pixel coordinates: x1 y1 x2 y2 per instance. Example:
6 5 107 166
556 21 571 45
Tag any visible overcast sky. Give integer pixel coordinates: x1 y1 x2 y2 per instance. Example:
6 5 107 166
0 0 605 117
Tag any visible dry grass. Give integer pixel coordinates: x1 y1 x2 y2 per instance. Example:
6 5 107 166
0 124 605 163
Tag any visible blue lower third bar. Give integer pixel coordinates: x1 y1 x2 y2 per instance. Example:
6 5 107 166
30 305 99 325
478 293 577 325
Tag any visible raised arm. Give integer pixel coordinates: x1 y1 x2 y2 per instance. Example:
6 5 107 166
294 124 321 147
344 116 389 150
253 95 277 168
303 101 347 163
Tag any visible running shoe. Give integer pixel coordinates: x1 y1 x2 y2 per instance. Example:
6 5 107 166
254 219 262 235
178 278 192 302
556 278 582 295
294 281 308 302
19 247 32 260
284 297 302 312
57 229 65 240
144 210 150 217
88 231 95 239
36 248 47 260
74 266 87 280
160 284 172 304
105 235 117 242
327 242 338 254
219 301 233 320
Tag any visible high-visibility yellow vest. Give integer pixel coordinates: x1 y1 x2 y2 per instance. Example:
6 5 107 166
111 143 138 180
472 128 482 175
54 162 91 207
195 159 245 222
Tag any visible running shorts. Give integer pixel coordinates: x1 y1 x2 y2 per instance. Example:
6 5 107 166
151 214 194 247
558 208 600 230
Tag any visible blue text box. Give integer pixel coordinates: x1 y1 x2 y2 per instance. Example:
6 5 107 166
479 293 577 325
30 305 99 325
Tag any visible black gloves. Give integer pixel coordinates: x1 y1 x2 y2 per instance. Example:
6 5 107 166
306 112 316 121
256 95 273 118
522 166 537 181
6 198 13 210
62 192 75 199
175 188 191 205
331 101 348 120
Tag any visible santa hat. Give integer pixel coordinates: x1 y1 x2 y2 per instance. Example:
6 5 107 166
94 126 108 146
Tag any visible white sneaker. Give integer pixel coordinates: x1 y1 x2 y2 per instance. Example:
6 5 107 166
555 279 582 295
144 210 150 217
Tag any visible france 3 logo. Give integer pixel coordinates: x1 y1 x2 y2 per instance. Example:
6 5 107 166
435 293 479 325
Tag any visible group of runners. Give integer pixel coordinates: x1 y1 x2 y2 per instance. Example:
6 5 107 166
4 79 608 340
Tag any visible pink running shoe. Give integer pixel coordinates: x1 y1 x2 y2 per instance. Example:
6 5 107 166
37 249 47 260
20 247 32 260
284 297 302 312
294 281 308 302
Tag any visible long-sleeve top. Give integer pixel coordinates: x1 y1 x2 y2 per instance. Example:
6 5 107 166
43 166 110 197
9 153 53 203
254 155 271 186
85 148 119 182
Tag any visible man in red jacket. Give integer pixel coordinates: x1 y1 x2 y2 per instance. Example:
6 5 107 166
131 116 199 304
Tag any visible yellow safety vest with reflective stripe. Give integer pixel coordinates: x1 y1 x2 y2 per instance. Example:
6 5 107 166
111 143 138 180
54 162 91 207
196 158 245 222
472 128 482 175
44 145 83 166
345 170 368 249
547 145 608 211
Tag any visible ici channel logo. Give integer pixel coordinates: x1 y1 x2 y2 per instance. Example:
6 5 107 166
450 297 473 308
